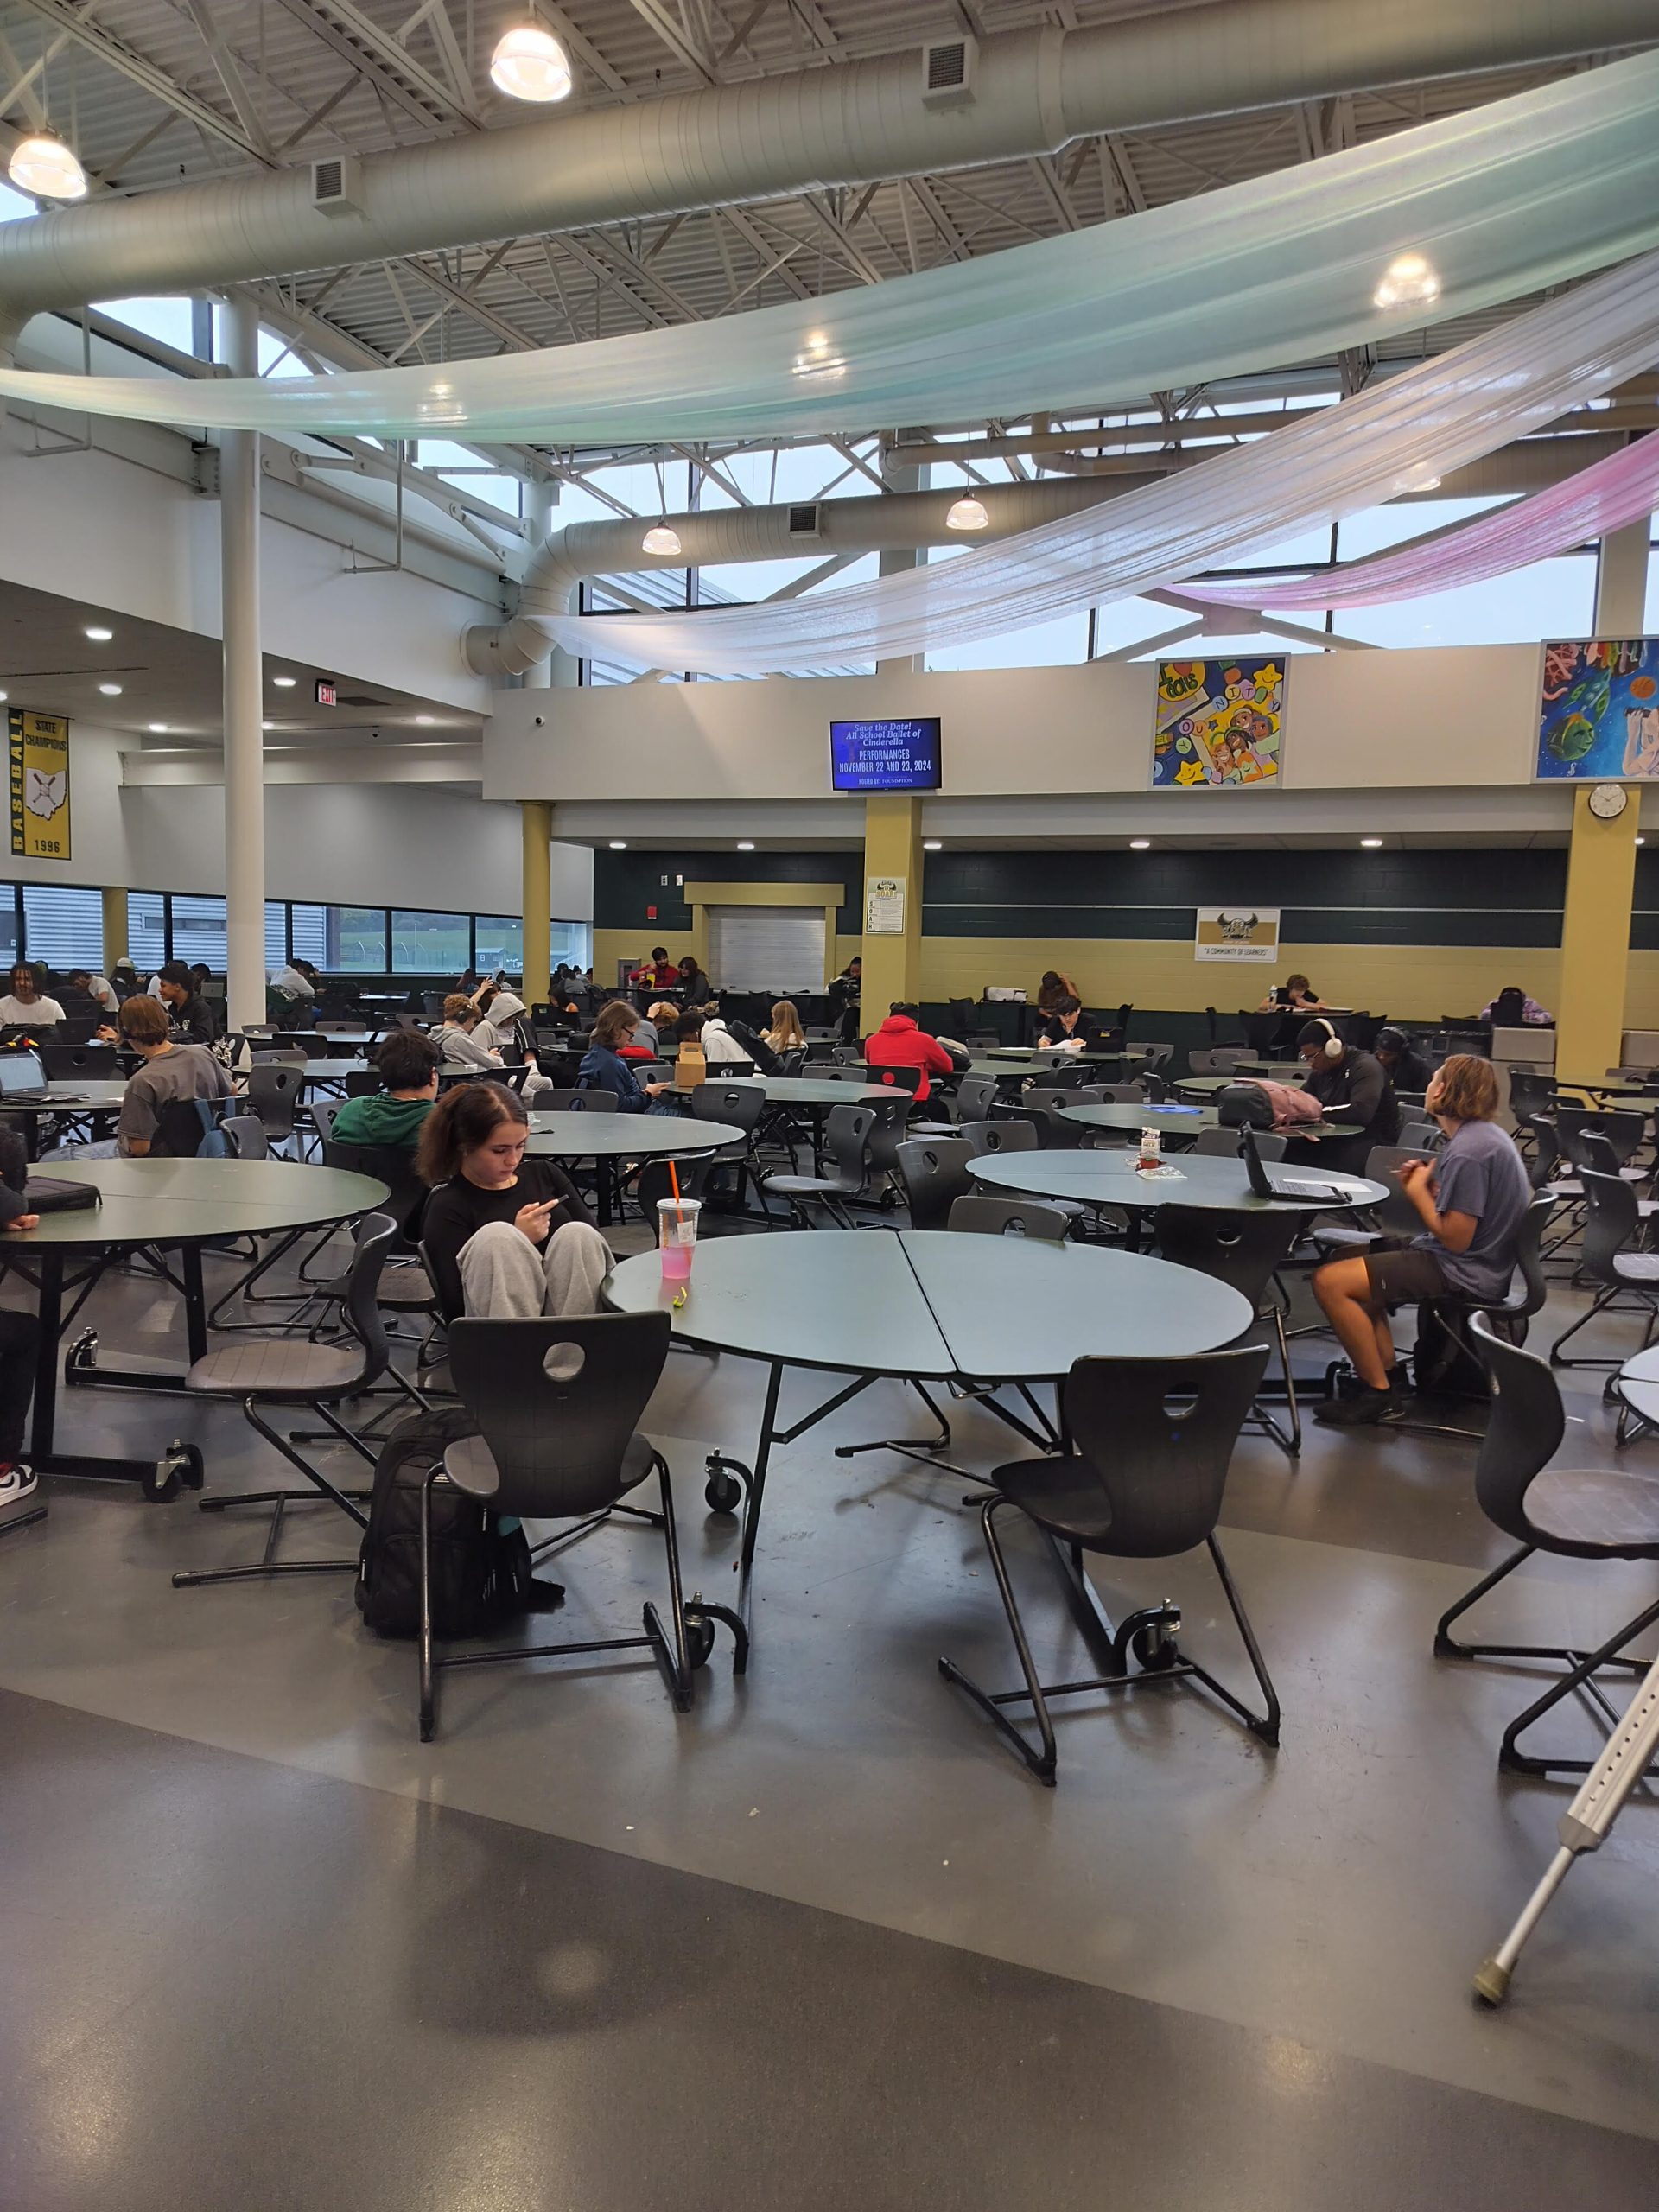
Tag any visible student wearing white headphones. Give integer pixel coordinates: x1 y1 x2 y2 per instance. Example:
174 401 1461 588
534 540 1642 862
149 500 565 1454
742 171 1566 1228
1292 1017 1401 1175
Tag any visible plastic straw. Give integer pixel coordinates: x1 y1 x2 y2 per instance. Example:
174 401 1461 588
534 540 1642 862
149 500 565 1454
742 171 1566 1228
669 1158 683 1228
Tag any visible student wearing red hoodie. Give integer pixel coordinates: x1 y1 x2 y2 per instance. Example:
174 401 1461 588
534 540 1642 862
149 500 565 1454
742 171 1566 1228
864 1002 955 1103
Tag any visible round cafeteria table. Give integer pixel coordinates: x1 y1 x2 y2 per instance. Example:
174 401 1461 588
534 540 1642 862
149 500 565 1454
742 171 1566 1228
1 1078 131 1158
1613 1344 1659 1446
725 1077 888 1104
3 1158 388 1486
526 1110 745 1224
969 1150 1388 1216
1059 1103 1362 1147
605 1228 1250 1647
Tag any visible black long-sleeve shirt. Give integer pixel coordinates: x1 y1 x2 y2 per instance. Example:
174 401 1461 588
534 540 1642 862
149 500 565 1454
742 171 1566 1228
1302 1046 1400 1159
419 1160 593 1319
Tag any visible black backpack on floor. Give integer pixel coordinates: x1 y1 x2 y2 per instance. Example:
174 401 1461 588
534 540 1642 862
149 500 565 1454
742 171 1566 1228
355 1407 534 1639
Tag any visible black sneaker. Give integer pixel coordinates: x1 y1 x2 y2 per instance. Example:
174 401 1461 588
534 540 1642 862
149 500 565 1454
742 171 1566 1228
1315 1387 1400 1428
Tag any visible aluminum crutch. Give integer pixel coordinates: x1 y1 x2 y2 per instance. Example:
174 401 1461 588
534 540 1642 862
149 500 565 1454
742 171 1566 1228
1474 1649 1659 2005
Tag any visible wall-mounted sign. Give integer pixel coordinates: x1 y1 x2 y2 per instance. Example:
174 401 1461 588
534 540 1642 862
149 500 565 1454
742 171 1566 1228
8 709 70 861
1153 658 1285 789
1194 906 1280 963
866 875 906 935
1535 639 1659 779
315 677 338 707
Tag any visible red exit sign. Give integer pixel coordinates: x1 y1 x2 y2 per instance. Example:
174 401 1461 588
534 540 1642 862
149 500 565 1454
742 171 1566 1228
315 677 337 706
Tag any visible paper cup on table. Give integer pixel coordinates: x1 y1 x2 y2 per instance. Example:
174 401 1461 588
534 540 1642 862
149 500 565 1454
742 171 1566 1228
658 1197 702 1283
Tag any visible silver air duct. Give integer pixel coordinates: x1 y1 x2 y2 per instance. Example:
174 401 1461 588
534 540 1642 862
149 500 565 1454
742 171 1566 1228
0 0 1649 352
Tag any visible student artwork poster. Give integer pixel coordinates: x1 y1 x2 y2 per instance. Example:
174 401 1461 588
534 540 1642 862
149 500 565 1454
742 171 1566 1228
1535 639 1659 779
1152 659 1285 789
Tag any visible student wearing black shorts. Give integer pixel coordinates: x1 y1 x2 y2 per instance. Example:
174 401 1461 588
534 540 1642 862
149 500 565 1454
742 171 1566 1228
1312 1053 1530 1427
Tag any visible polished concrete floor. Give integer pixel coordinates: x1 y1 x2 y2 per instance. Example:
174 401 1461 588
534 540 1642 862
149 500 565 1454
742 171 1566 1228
3 1194 1659 2208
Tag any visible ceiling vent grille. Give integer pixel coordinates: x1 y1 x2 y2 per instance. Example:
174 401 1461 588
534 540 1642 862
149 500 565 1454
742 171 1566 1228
310 155 363 215
921 37 976 107
786 504 822 540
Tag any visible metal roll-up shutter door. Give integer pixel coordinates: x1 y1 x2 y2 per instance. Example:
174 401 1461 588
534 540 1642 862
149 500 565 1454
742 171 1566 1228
706 906 825 993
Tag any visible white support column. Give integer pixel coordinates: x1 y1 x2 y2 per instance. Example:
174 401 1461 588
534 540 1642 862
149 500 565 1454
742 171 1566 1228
876 456 925 675
220 297 264 1033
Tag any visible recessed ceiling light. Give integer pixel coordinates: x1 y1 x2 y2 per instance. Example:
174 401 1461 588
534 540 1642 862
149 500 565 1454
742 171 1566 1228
1361 836 1384 848
923 839 944 851
415 714 435 726
84 624 112 642
148 721 168 734
1129 838 1151 850
736 840 755 851
97 682 122 696
272 675 296 689
607 840 627 850
1637 836 1647 847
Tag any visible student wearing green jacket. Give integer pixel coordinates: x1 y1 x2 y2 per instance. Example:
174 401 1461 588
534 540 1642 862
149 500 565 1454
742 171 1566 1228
332 1030 441 1146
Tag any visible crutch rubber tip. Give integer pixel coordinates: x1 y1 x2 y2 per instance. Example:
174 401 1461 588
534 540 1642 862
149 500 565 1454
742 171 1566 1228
1472 1959 1511 2007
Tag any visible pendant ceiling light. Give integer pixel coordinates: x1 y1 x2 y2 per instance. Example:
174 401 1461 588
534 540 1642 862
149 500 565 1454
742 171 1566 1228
640 523 683 556
490 23 573 102
8 132 87 200
944 495 990 531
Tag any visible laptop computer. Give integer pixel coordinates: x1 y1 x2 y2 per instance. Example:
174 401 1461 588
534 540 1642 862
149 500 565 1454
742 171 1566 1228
1240 1120 1352 1207
0 1051 93 1107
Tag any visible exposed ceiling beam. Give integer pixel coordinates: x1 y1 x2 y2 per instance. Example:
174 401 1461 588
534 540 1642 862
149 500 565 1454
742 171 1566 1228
266 0 485 132
623 0 717 85
180 0 275 160
10 0 270 161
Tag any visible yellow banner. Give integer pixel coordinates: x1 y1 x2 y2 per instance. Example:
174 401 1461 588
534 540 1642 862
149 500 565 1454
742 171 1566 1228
8 709 71 861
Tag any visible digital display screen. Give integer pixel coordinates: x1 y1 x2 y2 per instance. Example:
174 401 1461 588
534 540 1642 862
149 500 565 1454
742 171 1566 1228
830 718 942 792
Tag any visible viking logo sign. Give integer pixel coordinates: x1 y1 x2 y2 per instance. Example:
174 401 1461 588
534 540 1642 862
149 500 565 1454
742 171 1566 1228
1194 906 1281 963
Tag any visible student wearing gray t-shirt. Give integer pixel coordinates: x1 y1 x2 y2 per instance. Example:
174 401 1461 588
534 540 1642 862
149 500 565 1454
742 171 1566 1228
47 994 234 1161
1313 1053 1530 1427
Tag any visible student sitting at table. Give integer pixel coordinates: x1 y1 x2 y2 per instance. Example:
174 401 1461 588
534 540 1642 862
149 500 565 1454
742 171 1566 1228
430 994 502 1071
692 1006 755 1070
1374 1027 1435 1096
65 967 118 1019
765 1000 806 1053
1033 993 1086 1050
577 1000 678 1113
1258 973 1328 1015
154 961 218 1046
331 1031 440 1148
0 963 65 1032
676 955 715 1008
830 956 861 1044
416 1082 610 1322
1290 1018 1400 1175
865 1002 956 1103
55 995 234 1160
1312 1054 1531 1427
1480 985 1553 1027
631 946 681 989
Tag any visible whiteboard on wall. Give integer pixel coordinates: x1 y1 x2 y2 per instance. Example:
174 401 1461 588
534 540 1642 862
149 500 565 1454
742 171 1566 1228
707 906 826 992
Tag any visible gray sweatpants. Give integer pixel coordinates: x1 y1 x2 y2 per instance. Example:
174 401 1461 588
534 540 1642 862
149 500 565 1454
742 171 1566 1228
456 1217 611 1319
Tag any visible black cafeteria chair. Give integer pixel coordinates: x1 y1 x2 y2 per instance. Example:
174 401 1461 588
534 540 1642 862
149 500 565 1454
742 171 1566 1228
1151 1205 1307 1454
760 1103 874 1229
1191 1127 1287 1160
897 1136 976 1230
946 1194 1071 1241
540 1087 620 1113
1549 1169 1659 1369
418 1313 741 1741
172 1215 397 1586
1434 1313 1659 1777
938 1344 1277 1785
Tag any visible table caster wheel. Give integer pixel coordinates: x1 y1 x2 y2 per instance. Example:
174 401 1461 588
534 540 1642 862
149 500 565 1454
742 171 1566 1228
685 1611 716 1669
171 1443 205 1491
703 1456 744 1515
67 1329 98 1381
145 1449 191 1503
1129 1616 1181 1673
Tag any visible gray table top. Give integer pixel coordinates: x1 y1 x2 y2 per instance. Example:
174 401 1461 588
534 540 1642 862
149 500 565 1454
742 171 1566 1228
3 1157 388 1249
2 1079 130 1115
524 1112 742 1159
1060 1103 1363 1142
969 1152 1388 1214
604 1228 1250 1380
721 1077 890 1105
983 1047 1133 1065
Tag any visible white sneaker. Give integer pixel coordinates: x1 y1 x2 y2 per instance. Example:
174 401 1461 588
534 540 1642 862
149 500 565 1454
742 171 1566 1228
0 1462 39 1522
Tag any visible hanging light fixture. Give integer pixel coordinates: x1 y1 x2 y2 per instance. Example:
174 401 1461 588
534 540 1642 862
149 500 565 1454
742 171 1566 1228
8 132 87 200
641 522 683 556
945 495 990 531
490 22 573 102
1373 251 1440 311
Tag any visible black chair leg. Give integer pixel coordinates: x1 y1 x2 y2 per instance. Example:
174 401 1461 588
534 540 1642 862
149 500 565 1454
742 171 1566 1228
639 1453 693 1713
419 1463 438 1741
1549 1286 1655 1370
1499 1591 1659 1777
938 1495 1059 1785
1433 1542 1535 1656
173 1397 371 1589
